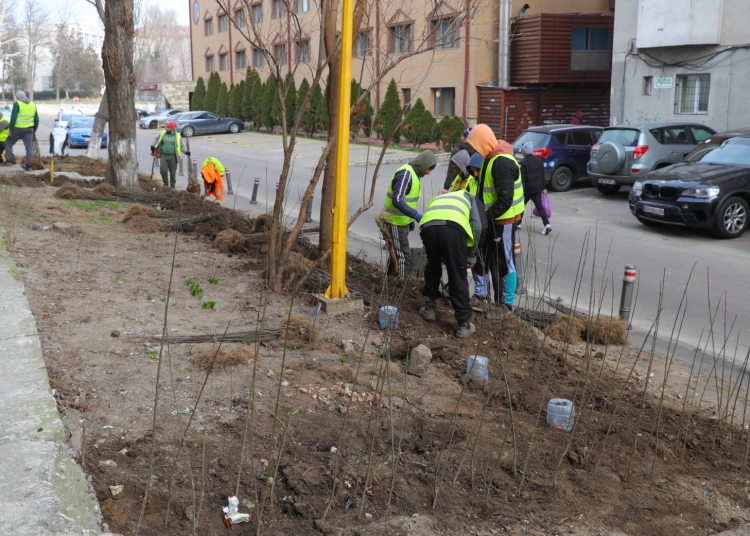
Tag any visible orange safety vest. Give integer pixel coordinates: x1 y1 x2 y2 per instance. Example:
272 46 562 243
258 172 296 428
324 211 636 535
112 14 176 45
201 162 224 201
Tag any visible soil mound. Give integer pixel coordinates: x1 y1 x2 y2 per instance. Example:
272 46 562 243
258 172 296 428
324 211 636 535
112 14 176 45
54 184 80 200
192 345 255 370
546 314 585 344
0 174 43 187
92 182 116 196
186 181 201 194
585 315 628 345
122 204 156 223
213 229 246 254
124 215 167 233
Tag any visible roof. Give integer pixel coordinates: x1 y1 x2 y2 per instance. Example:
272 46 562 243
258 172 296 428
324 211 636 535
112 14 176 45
525 124 604 133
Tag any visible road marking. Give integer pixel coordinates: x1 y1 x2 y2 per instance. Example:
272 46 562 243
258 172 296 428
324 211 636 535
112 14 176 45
242 144 253 148
224 141 237 144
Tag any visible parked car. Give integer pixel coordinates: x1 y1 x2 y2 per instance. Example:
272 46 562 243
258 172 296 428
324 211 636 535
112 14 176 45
135 108 149 121
628 128 750 238
174 111 245 137
138 109 183 129
66 116 108 149
511 125 603 192
55 108 85 128
588 122 717 195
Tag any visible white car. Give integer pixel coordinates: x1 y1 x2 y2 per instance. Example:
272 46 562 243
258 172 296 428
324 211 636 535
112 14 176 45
138 109 183 129
54 108 85 128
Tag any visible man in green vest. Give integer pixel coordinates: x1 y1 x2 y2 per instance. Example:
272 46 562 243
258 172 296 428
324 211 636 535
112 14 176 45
381 150 437 280
0 111 9 161
418 189 483 339
467 124 524 314
5 90 39 171
151 120 188 188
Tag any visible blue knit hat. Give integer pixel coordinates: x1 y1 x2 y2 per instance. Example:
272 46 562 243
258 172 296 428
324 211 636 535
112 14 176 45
462 127 472 138
467 152 484 171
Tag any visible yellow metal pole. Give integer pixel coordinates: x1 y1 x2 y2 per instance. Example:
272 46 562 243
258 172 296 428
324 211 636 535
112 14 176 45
50 159 54 184
324 0 354 299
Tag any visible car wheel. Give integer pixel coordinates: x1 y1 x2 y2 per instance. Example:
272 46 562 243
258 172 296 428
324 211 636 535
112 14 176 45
149 120 157 129
228 122 240 134
182 126 195 137
636 215 657 227
548 166 574 192
596 183 621 195
712 195 749 239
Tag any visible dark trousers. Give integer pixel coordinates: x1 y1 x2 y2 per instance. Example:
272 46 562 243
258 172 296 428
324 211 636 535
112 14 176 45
420 225 472 324
525 191 550 226
386 223 411 280
483 223 516 305
160 153 178 187
6 128 34 167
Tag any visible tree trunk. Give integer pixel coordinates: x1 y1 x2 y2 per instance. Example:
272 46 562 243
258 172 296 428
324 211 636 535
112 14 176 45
101 0 137 189
86 90 109 159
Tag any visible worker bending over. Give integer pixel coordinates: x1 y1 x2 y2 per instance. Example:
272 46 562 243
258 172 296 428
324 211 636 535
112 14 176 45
201 157 225 201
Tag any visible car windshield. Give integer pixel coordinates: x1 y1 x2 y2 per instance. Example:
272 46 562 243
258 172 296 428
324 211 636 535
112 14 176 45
513 131 550 149
685 136 732 162
70 118 95 129
61 114 74 121
598 128 640 147
693 137 750 167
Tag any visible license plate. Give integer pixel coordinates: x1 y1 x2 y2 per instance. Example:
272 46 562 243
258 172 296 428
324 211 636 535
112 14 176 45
643 206 664 216
599 178 616 185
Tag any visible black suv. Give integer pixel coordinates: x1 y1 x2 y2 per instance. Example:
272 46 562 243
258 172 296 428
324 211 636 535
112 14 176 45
511 125 603 192
629 128 750 239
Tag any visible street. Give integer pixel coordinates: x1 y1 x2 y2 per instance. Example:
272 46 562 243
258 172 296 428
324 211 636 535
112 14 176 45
36 117 750 366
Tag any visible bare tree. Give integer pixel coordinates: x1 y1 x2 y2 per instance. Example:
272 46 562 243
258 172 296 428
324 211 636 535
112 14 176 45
218 0 470 291
20 0 49 99
0 1 23 103
137 6 189 83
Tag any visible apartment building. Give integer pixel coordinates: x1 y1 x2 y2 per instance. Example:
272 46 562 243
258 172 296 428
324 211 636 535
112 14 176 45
33 25 105 93
611 0 747 131
188 0 612 129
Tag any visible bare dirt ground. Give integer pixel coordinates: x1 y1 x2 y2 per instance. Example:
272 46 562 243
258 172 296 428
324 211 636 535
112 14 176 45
2 174 750 536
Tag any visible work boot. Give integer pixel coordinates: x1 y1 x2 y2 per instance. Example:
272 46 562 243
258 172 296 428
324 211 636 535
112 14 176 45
455 322 476 339
25 165 31 171
470 294 487 308
419 300 436 322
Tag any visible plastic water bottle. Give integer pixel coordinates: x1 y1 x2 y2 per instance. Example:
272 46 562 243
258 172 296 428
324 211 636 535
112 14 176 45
546 398 575 431
466 355 489 381
378 306 399 329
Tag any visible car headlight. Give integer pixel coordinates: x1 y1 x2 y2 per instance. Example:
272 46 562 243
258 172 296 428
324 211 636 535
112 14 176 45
631 182 643 195
682 186 720 198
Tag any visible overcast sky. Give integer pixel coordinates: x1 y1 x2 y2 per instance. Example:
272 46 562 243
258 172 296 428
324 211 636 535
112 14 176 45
34 0 189 28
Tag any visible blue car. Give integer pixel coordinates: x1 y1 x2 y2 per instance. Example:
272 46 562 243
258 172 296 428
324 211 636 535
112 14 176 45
511 125 604 192
67 117 108 149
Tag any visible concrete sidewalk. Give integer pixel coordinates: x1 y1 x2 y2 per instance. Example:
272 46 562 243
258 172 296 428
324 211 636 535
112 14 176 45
0 232 111 535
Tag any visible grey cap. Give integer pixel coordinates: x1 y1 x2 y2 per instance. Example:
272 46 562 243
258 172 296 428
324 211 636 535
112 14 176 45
15 90 27 101
521 142 534 155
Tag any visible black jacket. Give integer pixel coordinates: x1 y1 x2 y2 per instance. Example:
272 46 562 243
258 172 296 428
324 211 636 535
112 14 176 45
520 155 546 195
479 154 519 223
443 141 477 190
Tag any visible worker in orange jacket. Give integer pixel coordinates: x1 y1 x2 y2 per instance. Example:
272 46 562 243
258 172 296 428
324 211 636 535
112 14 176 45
201 157 225 201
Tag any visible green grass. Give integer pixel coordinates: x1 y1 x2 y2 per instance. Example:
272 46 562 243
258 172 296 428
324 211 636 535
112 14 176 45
201 301 216 310
208 277 219 284
92 215 114 224
67 199 124 211
186 279 203 299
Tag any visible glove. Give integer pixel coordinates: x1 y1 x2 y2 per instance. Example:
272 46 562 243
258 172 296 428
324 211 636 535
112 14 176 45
150 145 155 152
409 221 416 232
415 213 422 223
185 151 191 156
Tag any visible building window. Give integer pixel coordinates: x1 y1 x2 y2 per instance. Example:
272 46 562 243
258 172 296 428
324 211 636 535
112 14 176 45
355 31 369 58
389 24 411 54
295 40 310 63
250 4 263 24
675 74 710 115
433 18 457 49
434 87 454 116
274 43 287 65
402 88 411 106
253 48 265 67
297 0 309 13
236 50 247 68
218 14 228 32
219 53 229 71
273 0 286 19
205 55 215 72
570 27 611 70
235 9 246 27
205 18 213 36
643 76 652 96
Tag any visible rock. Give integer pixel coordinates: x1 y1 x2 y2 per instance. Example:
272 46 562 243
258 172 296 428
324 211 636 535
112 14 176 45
340 339 358 355
109 485 124 497
185 504 195 521
407 345 432 377
407 476 417 486
99 460 118 468
52 221 74 237
111 330 120 337
365 512 373 519
314 519 334 534
594 351 605 360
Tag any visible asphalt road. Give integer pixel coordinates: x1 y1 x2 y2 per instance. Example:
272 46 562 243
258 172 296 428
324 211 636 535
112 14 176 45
36 118 750 366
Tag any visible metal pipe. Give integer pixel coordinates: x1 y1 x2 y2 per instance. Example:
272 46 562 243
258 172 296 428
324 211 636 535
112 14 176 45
619 265 637 324
513 236 524 294
225 168 233 195
498 0 512 87
178 156 184 176
250 178 260 204
306 193 314 223
192 158 198 178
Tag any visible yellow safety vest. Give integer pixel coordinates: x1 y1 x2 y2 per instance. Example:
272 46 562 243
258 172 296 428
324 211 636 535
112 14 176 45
450 174 478 197
0 113 9 142
202 157 225 175
482 154 524 221
156 129 183 158
383 164 421 226
15 101 36 129
419 190 475 247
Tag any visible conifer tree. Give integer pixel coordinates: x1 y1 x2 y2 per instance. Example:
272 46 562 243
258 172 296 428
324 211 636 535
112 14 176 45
297 78 314 137
191 76 206 111
314 83 328 133
204 72 221 113
251 76 264 130
350 78 373 137
402 98 436 147
216 82 230 116
262 77 276 132
242 68 260 121
229 81 244 119
373 79 402 143
283 72 297 132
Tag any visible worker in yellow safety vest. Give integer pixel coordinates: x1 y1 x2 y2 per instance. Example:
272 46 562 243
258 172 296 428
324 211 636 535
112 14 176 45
467 124 524 315
4 91 39 171
417 189 483 339
152 121 188 188
380 150 437 280
0 111 9 161
201 157 225 201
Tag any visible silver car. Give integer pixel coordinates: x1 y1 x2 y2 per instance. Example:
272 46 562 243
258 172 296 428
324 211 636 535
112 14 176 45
138 109 183 129
587 122 717 194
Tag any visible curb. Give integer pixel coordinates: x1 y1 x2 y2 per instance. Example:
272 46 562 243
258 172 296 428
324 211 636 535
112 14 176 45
349 152 451 168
